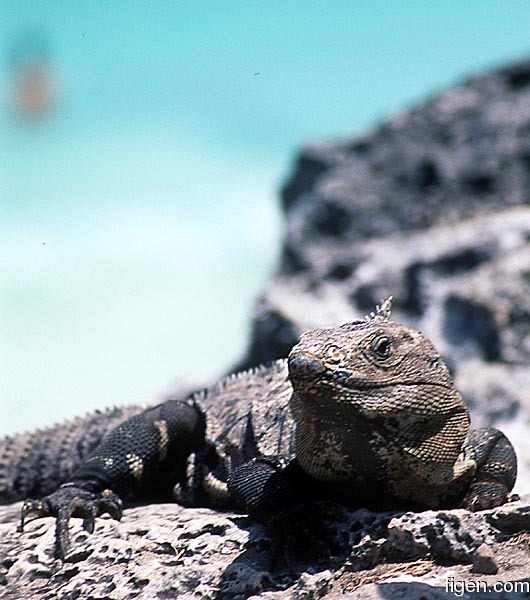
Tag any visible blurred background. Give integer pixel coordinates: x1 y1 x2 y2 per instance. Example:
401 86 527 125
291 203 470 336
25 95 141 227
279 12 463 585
2 1 530 436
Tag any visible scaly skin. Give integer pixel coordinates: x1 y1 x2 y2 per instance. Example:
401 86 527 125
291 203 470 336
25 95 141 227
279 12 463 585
0 405 144 504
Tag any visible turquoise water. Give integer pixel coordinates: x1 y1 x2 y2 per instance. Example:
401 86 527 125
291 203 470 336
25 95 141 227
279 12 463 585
2 2 530 435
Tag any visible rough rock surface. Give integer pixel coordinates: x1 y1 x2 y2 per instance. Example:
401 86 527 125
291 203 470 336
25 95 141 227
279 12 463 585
1 497 529 599
239 58 530 493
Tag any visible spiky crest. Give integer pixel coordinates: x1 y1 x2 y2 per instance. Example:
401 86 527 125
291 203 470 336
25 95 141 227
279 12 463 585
366 295 393 322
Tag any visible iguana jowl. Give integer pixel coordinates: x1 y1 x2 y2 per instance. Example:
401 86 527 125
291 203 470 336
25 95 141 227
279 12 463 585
0 299 517 558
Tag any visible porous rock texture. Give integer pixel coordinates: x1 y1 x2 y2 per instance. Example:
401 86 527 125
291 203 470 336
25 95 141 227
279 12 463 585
1 498 530 599
240 58 530 494
3 59 530 599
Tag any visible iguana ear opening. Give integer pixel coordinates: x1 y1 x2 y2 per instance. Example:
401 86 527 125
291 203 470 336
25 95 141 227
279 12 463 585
366 296 393 322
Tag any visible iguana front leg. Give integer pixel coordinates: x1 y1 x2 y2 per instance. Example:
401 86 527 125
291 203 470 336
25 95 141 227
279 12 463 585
463 427 517 511
20 399 206 559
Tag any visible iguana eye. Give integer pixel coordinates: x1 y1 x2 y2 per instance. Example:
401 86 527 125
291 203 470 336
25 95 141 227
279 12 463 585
325 344 344 364
371 335 392 359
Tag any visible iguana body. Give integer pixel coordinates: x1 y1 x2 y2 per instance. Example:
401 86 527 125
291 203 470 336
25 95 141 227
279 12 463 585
0 300 517 558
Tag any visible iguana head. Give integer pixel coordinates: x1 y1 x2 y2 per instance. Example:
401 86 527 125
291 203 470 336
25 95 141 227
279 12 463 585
287 298 469 489
288 297 455 412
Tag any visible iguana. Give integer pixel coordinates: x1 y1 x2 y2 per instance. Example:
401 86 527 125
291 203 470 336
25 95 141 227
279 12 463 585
0 298 517 559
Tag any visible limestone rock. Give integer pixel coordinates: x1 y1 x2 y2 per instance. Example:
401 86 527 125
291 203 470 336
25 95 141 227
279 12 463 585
0 498 529 599
472 543 499 575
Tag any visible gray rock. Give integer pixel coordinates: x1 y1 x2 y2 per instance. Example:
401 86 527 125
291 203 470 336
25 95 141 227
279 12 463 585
1 498 529 599
385 509 493 563
487 498 530 534
472 543 499 575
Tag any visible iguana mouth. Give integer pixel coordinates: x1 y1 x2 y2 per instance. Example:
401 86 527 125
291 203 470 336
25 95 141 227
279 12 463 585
333 379 455 392
289 353 454 394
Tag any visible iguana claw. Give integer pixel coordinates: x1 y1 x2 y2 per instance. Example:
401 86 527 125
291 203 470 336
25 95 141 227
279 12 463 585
19 484 123 560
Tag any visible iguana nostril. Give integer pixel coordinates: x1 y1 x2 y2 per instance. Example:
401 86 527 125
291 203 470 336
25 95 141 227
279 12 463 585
288 352 325 378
